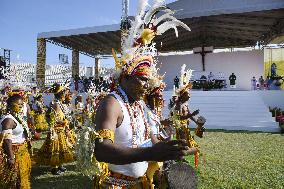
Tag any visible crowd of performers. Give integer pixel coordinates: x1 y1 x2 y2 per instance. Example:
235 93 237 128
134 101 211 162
0 83 109 188
0 0 208 188
0 77 205 189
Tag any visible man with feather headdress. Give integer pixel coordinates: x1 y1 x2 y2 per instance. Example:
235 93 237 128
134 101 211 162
93 0 198 188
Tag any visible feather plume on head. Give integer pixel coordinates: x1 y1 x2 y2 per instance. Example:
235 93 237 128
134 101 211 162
50 83 65 94
113 0 191 81
174 64 194 98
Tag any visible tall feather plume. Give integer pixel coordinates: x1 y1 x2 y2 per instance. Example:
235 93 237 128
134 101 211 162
180 64 186 88
187 69 194 81
117 0 191 79
136 0 149 17
153 11 176 26
144 6 169 25
173 26 178 38
123 0 149 53
156 20 191 36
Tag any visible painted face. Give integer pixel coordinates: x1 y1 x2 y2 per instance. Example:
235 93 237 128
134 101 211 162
11 99 24 113
128 75 150 100
23 94 28 103
86 98 91 104
180 91 190 103
65 94 72 103
77 96 83 102
155 95 164 108
61 95 65 102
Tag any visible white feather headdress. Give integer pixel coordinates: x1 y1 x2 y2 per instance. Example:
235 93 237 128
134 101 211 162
180 64 194 88
113 0 191 79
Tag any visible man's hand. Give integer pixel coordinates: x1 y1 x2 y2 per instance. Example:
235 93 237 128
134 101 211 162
149 140 198 161
191 109 200 117
160 119 173 127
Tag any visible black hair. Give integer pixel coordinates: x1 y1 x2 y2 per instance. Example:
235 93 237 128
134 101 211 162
35 94 43 101
54 91 65 100
7 94 23 110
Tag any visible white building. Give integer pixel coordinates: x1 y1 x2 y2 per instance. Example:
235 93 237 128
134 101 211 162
9 62 114 86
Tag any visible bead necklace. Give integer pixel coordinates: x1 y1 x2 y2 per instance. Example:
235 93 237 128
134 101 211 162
145 104 162 136
116 87 150 148
54 100 67 120
12 112 31 140
56 100 65 112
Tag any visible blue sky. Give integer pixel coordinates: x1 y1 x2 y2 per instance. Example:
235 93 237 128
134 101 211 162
0 0 176 67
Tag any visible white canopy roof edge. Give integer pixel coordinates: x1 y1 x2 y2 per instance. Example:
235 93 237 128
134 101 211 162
168 0 284 19
38 24 120 39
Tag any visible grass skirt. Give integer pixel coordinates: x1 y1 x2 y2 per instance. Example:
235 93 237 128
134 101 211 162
0 143 31 189
94 174 150 189
34 113 49 131
36 127 74 167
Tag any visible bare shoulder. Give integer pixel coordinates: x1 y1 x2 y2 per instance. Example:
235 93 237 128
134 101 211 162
52 102 60 110
96 94 122 116
95 94 122 130
1 118 16 130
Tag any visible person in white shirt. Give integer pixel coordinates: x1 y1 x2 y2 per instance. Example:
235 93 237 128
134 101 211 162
0 94 32 189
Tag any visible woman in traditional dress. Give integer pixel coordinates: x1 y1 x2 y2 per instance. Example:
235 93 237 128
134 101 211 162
32 94 48 139
62 91 76 148
74 95 84 129
0 94 32 189
144 82 170 142
144 83 168 189
83 96 95 128
36 83 74 175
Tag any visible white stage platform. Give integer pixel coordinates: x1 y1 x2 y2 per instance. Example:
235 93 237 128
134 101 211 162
162 90 282 133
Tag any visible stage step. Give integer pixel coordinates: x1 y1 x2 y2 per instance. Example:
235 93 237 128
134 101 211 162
162 91 280 133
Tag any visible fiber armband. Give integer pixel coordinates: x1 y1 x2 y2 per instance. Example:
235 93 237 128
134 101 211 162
97 129 114 143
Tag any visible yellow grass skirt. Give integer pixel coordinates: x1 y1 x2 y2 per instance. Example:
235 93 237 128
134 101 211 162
34 113 49 130
36 127 74 167
93 166 151 189
0 142 31 189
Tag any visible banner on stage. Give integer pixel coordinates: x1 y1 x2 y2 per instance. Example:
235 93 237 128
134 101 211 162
264 47 284 90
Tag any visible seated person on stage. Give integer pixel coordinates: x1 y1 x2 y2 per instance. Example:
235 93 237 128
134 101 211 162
200 75 207 80
258 76 265 90
208 72 214 81
93 1 197 188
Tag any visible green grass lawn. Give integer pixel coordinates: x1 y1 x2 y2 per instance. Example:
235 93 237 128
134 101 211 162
31 131 284 189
